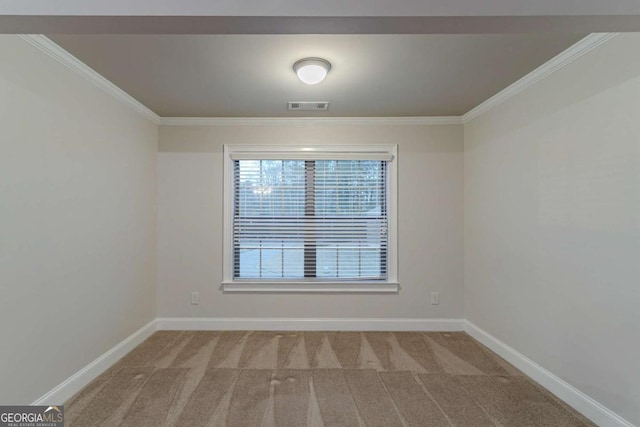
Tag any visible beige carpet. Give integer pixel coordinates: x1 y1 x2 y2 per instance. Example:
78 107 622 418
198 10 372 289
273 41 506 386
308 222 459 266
65 331 593 426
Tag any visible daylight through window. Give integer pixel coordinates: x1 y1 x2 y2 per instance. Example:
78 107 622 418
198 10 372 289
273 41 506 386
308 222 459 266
222 145 397 291
233 159 388 280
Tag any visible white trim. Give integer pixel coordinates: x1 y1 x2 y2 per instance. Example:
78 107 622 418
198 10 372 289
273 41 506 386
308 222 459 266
157 317 465 332
465 321 634 427
31 319 157 406
226 144 396 161
159 116 462 126
29 317 633 427
15 35 458 127
17 35 161 124
462 33 619 123
15 34 620 127
221 282 399 293
222 144 399 288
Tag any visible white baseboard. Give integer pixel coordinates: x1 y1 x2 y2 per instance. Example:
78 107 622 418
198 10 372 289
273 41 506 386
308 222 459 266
30 316 631 427
31 319 157 406
465 321 634 427
157 317 466 332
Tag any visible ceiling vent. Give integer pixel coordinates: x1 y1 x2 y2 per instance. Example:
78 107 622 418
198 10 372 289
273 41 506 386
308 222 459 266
288 101 329 111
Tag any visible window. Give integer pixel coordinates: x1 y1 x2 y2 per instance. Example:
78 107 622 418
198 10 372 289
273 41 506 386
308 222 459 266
222 145 398 293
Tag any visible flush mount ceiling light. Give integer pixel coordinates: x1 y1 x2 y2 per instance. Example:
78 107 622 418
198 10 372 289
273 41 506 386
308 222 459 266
293 58 331 85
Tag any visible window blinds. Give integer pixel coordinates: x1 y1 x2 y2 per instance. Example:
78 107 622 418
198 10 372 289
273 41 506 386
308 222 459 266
233 159 388 281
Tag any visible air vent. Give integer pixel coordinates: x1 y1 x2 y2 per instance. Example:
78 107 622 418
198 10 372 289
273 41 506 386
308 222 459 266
288 101 329 111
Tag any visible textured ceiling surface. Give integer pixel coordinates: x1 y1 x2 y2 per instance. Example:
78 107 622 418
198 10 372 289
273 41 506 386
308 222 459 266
50 34 585 117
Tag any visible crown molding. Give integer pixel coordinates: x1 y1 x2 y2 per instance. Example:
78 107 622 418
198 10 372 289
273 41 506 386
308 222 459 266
17 34 161 124
17 33 619 127
462 33 619 124
159 116 462 126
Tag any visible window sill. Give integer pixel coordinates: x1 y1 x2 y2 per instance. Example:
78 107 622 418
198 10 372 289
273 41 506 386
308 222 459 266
220 282 400 293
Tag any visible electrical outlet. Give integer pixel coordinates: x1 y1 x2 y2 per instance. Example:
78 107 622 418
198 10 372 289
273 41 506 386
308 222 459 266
431 292 439 305
191 292 200 305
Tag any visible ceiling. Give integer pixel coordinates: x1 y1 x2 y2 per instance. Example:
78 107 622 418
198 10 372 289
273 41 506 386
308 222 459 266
3 1 640 33
3 0 632 118
50 34 585 117
8 0 640 16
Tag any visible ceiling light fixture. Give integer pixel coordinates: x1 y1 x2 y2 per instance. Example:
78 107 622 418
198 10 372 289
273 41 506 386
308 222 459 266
293 58 331 85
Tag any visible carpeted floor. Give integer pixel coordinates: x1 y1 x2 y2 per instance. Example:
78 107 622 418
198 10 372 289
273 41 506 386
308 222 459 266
65 331 594 426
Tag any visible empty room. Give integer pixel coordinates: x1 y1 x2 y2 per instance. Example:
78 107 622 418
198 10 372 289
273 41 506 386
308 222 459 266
1 2 639 427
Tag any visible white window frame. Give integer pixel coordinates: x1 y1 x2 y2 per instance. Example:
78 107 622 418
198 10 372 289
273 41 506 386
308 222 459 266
222 144 398 293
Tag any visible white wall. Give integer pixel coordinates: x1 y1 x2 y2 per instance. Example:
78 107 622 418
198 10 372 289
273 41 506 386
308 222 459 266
158 124 464 320
464 33 640 425
0 36 158 404
6 27 637 424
